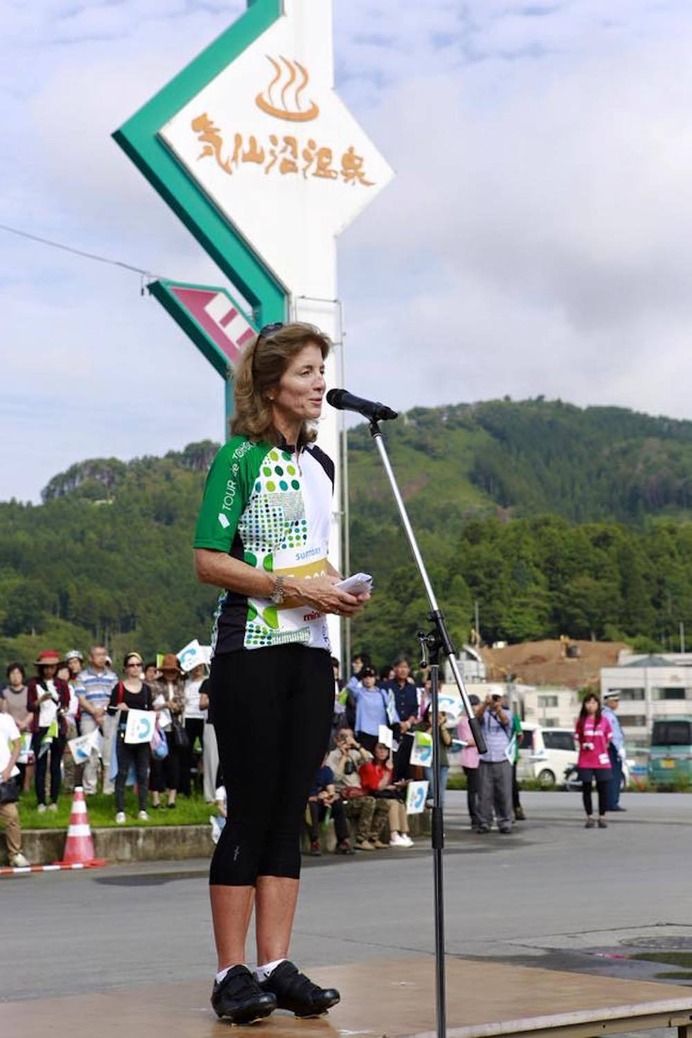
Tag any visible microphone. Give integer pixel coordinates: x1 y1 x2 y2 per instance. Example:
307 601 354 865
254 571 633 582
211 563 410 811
326 388 398 422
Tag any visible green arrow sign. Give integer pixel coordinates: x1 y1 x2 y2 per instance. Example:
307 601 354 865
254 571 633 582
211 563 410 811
113 0 287 327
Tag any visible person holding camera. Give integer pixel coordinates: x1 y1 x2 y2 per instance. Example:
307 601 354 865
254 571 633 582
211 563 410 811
476 689 515 834
327 727 389 850
27 650 71 813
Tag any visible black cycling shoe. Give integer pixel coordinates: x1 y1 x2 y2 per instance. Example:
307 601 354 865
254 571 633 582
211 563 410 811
259 960 340 1017
211 964 277 1023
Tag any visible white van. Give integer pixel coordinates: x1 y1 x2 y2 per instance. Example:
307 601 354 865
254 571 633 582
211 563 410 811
516 724 577 789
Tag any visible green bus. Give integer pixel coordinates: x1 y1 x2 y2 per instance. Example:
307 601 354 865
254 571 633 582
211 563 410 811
647 717 692 788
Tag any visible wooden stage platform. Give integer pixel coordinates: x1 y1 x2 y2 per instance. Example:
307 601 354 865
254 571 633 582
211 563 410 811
4 957 692 1038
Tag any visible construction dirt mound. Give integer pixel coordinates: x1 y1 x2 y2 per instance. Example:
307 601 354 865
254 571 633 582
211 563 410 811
480 639 629 690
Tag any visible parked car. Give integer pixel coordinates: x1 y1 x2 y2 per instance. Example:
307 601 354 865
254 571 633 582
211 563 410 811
516 724 578 789
647 717 692 788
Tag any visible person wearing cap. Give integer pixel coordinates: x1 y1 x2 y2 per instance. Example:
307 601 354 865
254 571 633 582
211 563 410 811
353 666 395 753
476 688 516 834
27 651 71 812
602 690 627 812
458 695 482 830
193 322 368 1023
148 653 186 809
74 645 118 795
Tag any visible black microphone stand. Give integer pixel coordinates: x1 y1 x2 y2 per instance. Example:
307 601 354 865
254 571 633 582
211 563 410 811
365 417 487 1038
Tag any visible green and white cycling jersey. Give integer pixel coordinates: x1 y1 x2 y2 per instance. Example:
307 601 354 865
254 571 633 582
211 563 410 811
193 435 334 654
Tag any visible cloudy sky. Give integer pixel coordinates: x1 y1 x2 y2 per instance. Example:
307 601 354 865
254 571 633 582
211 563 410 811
2 0 692 502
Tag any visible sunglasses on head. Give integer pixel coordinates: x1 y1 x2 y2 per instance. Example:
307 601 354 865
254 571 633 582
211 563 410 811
257 322 284 340
252 322 284 376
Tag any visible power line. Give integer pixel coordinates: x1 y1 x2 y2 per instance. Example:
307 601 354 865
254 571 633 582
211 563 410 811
0 221 163 280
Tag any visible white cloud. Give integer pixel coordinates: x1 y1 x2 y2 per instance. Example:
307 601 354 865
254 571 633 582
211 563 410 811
2 0 692 500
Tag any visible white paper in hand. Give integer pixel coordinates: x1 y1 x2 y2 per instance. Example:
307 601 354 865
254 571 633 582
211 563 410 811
336 572 373 595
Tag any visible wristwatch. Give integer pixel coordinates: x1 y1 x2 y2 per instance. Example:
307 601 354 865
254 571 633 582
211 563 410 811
269 575 286 605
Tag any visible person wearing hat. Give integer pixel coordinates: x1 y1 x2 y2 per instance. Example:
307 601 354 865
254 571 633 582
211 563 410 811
26 651 71 812
458 695 482 831
476 689 516 834
148 654 186 809
353 665 394 754
73 645 118 795
602 690 627 812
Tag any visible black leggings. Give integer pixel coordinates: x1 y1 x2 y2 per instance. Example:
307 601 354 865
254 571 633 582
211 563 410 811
32 730 66 806
115 733 150 812
582 777 609 817
210 645 333 886
307 799 349 844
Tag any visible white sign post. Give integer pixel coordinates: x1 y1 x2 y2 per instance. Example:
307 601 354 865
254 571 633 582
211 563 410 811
115 0 394 662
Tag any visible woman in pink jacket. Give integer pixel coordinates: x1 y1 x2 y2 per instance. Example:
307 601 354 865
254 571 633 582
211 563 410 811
575 694 613 829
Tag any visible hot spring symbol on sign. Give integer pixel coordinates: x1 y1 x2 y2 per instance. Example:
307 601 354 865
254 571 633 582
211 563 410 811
255 56 320 122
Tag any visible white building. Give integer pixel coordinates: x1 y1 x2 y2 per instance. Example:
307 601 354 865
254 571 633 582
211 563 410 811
519 686 582 730
600 653 692 756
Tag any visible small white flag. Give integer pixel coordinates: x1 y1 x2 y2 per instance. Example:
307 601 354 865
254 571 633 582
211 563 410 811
406 780 429 815
410 731 433 768
125 709 156 745
377 724 393 749
68 729 99 764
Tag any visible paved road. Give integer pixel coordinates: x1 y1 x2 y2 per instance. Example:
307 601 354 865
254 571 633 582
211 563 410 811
3 790 692 1028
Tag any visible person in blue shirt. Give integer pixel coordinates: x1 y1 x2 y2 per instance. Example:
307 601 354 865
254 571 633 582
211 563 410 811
602 691 626 811
476 690 515 834
354 667 396 752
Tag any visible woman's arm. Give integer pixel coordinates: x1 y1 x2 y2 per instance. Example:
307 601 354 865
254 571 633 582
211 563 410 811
194 548 367 618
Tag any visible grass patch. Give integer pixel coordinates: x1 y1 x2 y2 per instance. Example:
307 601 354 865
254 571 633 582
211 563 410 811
631 952 692 968
629 952 692 982
17 791 215 829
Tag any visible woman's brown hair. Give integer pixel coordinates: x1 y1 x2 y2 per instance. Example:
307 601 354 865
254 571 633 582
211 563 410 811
230 322 331 446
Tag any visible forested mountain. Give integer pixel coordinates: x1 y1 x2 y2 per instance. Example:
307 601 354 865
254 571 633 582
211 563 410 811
2 400 692 668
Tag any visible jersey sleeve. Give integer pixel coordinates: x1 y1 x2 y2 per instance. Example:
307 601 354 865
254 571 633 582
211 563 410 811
193 438 257 552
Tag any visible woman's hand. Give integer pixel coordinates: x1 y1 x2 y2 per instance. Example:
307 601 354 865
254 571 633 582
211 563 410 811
290 574 369 618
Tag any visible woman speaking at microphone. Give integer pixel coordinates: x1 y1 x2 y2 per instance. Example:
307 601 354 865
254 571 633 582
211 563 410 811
193 321 369 1024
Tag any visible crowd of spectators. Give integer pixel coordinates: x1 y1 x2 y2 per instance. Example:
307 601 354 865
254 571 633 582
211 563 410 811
0 644 215 866
0 644 532 867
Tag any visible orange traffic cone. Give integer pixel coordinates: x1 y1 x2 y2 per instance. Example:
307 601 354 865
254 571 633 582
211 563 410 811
54 786 107 868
